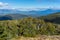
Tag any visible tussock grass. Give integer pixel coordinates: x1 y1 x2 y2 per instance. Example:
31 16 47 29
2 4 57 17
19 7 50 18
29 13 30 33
11 35 60 40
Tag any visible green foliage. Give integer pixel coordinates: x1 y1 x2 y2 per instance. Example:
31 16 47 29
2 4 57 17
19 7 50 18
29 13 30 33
0 17 59 40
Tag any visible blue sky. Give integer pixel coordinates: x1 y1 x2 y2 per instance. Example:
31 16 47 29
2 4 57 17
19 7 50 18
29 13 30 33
0 0 60 9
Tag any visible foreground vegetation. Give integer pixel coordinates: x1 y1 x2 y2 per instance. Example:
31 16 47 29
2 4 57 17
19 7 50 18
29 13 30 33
0 17 60 40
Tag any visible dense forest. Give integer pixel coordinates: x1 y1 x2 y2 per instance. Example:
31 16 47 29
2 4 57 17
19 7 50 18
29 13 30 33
0 16 60 40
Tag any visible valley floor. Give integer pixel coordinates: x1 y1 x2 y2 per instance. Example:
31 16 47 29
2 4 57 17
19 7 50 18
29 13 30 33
11 35 60 40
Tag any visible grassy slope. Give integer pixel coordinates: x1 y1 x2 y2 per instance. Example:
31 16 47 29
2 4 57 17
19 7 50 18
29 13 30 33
39 12 60 24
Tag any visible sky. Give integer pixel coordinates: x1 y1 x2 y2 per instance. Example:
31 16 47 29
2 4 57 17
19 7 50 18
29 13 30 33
0 0 60 9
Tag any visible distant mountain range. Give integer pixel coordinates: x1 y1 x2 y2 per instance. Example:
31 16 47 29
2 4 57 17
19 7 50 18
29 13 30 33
0 8 60 20
0 9 60 15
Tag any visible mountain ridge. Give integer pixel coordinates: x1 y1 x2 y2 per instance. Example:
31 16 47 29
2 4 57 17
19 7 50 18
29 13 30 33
0 8 60 15
0 9 60 20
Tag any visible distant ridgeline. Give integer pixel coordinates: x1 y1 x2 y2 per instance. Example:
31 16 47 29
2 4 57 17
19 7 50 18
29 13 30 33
0 14 29 20
0 8 60 20
0 17 60 40
0 12 60 23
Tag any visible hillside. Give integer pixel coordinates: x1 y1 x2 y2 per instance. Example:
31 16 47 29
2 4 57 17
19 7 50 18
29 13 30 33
0 14 28 20
39 12 60 24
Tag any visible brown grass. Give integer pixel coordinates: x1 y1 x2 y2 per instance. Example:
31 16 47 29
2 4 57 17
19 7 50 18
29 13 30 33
11 35 60 40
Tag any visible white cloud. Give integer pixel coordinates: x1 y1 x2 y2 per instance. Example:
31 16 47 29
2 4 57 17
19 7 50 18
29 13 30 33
0 2 12 9
0 2 16 9
0 2 8 7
